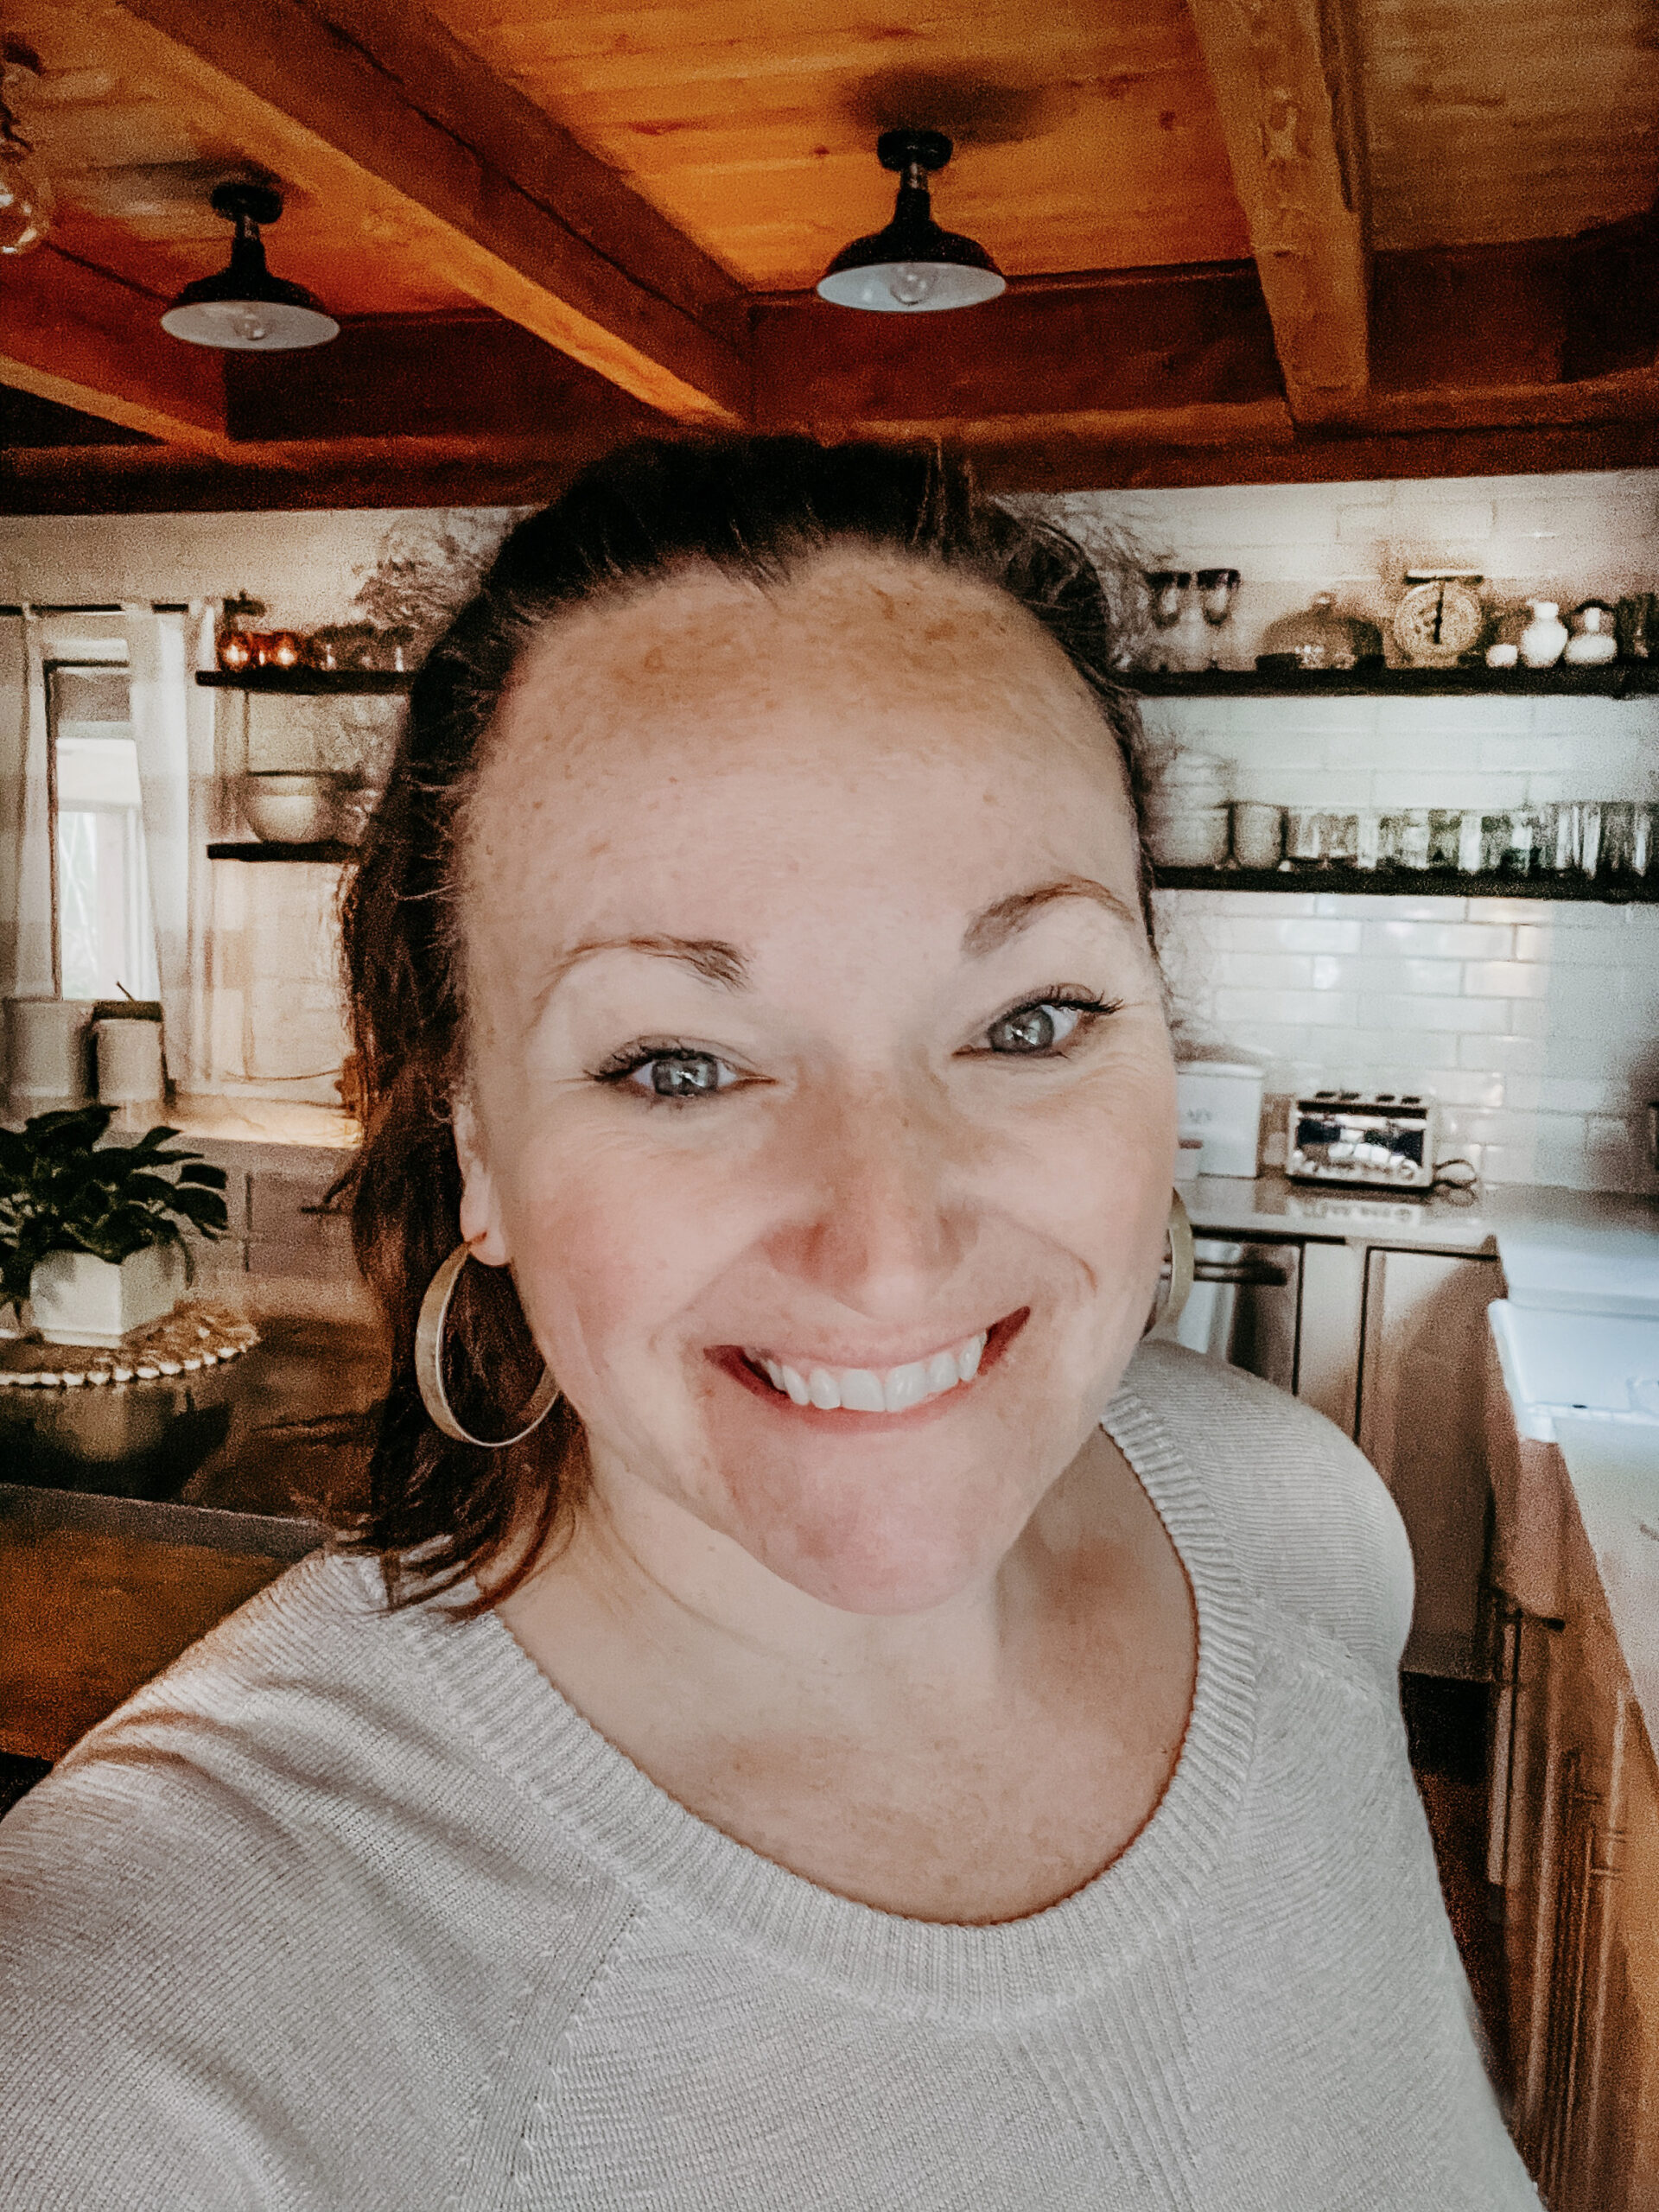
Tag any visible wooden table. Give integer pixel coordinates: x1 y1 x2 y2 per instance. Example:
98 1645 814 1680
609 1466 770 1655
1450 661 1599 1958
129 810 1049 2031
0 1316 386 1762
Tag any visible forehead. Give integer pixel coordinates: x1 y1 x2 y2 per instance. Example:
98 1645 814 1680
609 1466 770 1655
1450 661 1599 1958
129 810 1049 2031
486 545 1110 778
461 546 1135 938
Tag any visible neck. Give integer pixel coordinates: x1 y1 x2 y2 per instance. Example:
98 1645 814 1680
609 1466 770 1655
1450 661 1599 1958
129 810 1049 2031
494 1425 1134 1753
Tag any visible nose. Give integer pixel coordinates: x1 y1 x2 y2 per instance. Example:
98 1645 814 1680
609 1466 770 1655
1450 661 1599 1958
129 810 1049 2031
766 1075 974 1319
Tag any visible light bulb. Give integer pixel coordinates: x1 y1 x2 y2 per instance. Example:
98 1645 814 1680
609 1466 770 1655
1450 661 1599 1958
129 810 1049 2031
232 307 271 343
0 135 51 255
885 261 938 308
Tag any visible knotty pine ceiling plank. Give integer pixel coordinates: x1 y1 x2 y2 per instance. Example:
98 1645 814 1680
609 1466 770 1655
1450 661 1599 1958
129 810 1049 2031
0 245 232 453
107 0 749 420
1184 0 1370 423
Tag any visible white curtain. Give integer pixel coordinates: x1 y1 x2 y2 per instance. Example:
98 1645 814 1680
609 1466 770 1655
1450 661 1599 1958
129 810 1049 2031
0 607 54 1002
124 602 217 1089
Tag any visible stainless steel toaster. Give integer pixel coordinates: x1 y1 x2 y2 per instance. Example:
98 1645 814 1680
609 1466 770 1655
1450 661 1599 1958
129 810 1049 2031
1287 1090 1438 1191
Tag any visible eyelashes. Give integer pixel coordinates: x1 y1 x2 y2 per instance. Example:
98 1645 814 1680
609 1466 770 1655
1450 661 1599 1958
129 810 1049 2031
591 989 1123 1104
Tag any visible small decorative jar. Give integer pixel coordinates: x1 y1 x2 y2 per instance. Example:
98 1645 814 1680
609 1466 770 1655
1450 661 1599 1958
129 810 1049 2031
1519 601 1569 670
1563 601 1618 666
266 630 302 671
1258 593 1384 672
215 591 264 672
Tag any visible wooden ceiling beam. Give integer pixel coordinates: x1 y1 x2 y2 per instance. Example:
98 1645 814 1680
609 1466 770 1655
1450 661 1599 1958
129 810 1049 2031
16 413 1659 518
754 266 1287 440
1184 0 1370 423
108 0 749 421
0 247 232 454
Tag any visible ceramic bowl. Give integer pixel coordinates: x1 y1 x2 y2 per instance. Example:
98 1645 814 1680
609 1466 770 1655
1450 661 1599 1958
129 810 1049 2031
241 772 338 844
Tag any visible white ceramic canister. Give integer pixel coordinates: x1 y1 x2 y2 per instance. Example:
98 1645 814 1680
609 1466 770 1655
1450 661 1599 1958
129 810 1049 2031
94 1013 165 1106
1147 806 1230 868
1519 601 1569 671
1230 802 1284 870
5 997 94 1109
1174 1059 1266 1179
1564 603 1618 667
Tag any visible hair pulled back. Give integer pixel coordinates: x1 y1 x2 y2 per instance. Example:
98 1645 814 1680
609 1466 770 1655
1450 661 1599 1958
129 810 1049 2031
338 434 1148 1611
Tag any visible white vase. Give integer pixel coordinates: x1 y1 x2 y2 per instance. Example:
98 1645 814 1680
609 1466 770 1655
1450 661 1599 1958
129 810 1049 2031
1520 601 1569 670
28 1243 186 1346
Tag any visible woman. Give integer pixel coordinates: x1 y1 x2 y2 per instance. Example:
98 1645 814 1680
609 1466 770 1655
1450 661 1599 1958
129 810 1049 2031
1 438 1537 2208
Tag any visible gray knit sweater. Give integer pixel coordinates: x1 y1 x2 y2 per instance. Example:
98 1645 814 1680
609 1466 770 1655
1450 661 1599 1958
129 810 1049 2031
1 1343 1539 2209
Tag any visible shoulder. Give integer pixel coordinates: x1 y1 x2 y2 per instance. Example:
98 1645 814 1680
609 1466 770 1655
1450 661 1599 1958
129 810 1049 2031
1114 1339 1414 1684
0 1550 630 2207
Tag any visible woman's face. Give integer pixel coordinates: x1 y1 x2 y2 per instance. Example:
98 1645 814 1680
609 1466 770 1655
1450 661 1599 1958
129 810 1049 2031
457 547 1176 1615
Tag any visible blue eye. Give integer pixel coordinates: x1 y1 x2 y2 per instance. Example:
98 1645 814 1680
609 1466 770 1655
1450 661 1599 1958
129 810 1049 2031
632 1052 730 1098
595 1045 739 1100
982 995 1117 1056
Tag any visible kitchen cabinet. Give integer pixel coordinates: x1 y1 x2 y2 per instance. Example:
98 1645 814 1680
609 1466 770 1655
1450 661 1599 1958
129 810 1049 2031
1357 1247 1503 1678
1485 1394 1659 2207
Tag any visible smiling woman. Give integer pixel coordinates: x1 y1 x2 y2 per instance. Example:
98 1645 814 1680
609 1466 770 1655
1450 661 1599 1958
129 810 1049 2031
0 438 1541 2209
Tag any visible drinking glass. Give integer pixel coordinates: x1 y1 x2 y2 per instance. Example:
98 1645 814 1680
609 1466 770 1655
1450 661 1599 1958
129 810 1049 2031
1143 571 1190 631
1285 807 1325 868
1196 568 1241 670
1395 809 1432 871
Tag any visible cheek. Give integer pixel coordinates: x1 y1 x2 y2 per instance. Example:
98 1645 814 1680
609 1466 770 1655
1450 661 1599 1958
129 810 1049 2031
493 1136 761 1393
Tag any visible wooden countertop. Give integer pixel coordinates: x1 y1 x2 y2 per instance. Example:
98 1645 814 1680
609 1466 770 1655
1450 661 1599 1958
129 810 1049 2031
0 1314 386 1762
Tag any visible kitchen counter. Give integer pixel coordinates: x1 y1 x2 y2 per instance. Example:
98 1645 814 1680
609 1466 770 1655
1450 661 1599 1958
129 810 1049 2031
1554 1418 1659 1769
1187 1171 1657 1255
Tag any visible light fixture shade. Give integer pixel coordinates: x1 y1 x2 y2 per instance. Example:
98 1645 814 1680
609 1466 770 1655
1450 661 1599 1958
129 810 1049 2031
162 183 338 351
817 130 1005 314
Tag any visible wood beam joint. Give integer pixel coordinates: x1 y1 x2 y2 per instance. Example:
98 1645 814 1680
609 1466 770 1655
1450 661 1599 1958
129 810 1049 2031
1185 0 1370 422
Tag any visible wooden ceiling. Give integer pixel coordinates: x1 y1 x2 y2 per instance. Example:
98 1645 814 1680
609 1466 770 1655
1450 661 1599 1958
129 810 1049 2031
3 0 1659 512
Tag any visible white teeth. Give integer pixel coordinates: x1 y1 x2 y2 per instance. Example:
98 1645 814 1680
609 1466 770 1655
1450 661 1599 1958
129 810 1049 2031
882 1361 930 1414
743 1329 990 1414
839 1368 887 1412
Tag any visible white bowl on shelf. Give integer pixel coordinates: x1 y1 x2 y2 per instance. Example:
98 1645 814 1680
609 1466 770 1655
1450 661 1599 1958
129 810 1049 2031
240 772 338 844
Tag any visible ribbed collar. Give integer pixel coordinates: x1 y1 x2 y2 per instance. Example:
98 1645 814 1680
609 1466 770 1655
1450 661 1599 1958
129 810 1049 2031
400 1384 1258 2027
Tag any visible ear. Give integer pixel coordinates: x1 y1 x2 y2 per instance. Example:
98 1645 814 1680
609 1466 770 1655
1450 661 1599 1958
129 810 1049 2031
451 1092 512 1266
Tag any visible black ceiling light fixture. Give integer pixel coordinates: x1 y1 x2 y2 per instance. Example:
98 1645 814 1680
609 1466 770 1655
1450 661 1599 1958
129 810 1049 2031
161 181 339 351
817 129 1005 314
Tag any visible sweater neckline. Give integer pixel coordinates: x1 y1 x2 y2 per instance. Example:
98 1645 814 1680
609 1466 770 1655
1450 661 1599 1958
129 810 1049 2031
404 1382 1257 2026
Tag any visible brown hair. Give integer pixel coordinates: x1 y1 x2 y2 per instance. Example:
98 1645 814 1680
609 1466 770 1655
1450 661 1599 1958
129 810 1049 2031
336 434 1148 1611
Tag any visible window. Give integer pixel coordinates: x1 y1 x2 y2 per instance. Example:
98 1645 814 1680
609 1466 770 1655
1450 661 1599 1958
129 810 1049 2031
47 662 160 1002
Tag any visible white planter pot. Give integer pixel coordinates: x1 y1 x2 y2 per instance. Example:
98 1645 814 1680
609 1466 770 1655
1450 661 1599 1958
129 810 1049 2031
28 1243 186 1346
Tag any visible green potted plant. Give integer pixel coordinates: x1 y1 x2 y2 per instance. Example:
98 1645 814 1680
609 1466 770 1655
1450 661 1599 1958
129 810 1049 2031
0 1106 230 1346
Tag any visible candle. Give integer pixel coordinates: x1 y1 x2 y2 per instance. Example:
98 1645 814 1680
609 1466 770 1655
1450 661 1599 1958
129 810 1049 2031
94 1016 165 1106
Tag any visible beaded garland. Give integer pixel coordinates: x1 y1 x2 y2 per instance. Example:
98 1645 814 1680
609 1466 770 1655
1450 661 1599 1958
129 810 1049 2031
0 1300 260 1389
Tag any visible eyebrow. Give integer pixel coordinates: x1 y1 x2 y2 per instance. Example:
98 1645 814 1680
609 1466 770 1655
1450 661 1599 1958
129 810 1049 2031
539 877 1137 1007
961 875 1143 957
536 932 749 1008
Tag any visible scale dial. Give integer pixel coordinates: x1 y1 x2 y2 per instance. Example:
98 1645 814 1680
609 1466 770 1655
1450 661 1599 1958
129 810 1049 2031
1392 575 1484 666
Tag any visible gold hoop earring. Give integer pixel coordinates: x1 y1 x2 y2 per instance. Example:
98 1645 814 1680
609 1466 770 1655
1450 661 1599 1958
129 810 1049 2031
1149 1190 1195 1334
414 1242 562 1448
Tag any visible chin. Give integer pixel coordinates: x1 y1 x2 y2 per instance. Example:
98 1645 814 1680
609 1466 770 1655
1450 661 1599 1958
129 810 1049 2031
708 1437 1051 1616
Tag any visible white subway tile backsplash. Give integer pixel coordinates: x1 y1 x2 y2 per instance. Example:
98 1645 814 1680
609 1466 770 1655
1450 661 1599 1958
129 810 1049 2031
1062 472 1659 1192
1372 995 1516 1034
1352 956 1464 996
1363 919 1514 959
1463 960 1554 999
1212 987 1361 1028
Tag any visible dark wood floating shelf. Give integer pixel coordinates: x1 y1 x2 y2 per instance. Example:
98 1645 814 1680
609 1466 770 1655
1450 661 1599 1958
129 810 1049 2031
1132 665 1659 699
196 669 412 695
1152 865 1658 901
207 841 356 864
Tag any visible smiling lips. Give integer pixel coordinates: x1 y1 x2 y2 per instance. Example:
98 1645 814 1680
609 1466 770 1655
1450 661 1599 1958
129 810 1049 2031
740 1329 988 1414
